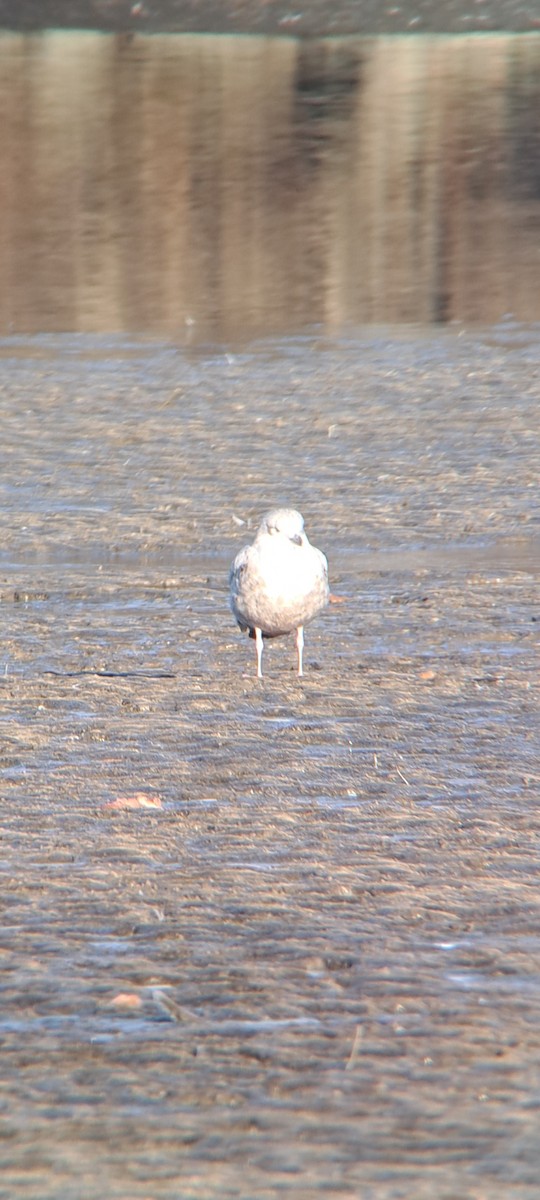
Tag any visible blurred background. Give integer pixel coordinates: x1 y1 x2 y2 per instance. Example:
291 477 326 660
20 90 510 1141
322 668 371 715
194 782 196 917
1 1 540 342
2 10 540 1199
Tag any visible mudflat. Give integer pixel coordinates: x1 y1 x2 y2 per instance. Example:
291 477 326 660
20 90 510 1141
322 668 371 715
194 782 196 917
0 326 538 1198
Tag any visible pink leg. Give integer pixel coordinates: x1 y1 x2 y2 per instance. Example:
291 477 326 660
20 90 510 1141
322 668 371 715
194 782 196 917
255 627 264 678
296 626 304 676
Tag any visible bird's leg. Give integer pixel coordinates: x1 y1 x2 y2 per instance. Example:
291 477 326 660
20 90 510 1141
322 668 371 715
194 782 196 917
255 627 264 678
296 625 304 676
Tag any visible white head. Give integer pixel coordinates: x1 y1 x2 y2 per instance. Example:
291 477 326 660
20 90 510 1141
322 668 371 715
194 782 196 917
258 508 306 545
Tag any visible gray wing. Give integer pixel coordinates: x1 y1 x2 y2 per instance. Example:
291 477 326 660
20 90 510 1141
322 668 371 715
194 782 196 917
315 547 329 589
229 544 253 631
229 544 250 590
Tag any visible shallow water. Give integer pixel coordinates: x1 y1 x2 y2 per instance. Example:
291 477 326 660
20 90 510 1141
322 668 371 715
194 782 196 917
2 533 540 579
0 326 539 1199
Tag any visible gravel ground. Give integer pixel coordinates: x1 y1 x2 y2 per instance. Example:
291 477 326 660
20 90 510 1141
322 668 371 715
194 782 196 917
0 325 539 1199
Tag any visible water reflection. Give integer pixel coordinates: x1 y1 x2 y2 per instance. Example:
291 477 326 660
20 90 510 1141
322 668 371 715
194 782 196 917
0 31 540 338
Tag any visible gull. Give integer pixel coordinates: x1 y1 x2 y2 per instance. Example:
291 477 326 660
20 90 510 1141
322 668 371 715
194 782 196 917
229 508 329 678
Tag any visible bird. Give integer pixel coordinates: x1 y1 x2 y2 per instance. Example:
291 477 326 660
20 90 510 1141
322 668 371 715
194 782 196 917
229 508 329 678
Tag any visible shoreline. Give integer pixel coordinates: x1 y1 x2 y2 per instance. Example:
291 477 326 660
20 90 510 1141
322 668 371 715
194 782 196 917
1 1 539 36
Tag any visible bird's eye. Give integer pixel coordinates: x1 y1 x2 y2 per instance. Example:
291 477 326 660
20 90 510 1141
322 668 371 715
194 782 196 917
291 533 303 546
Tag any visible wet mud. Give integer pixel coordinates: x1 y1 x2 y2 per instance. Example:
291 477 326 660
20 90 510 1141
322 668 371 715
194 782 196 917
0 325 539 1198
